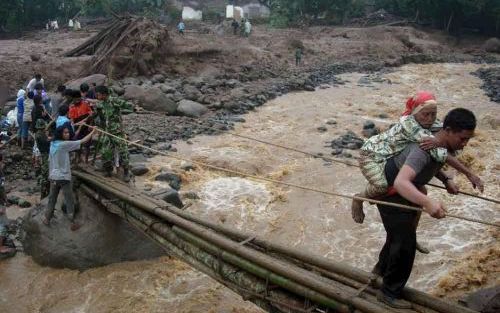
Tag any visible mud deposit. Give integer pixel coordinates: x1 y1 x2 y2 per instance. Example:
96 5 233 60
1 63 499 312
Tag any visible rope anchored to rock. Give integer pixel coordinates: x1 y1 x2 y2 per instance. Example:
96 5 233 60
85 123 500 228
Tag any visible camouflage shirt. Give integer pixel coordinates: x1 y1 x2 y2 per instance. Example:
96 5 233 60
96 96 132 135
361 115 447 164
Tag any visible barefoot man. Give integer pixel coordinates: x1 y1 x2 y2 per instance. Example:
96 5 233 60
372 108 477 309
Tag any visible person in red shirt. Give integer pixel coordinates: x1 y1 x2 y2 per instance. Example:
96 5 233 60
68 89 93 163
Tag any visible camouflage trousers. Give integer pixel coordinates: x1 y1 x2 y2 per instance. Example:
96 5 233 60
359 151 389 198
98 135 129 172
37 154 50 199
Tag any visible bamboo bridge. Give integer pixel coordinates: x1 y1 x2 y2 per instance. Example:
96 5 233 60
73 168 478 313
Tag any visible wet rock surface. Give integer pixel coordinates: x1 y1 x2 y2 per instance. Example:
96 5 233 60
464 285 500 313
474 67 500 103
328 131 365 158
20 191 164 270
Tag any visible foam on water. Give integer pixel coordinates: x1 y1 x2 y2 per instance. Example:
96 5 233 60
199 177 272 229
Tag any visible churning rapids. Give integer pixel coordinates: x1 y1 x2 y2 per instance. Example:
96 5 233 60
1 63 499 312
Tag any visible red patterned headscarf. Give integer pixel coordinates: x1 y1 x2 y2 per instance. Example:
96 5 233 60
402 91 437 116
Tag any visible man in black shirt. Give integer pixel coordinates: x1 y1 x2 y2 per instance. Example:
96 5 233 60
374 108 477 309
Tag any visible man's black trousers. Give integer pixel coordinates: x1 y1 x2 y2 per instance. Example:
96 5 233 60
375 199 419 299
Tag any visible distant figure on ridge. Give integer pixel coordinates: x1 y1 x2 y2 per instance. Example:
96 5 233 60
177 20 185 35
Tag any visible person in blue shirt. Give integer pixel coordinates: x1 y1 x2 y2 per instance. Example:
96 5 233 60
55 105 75 139
42 125 95 231
16 89 25 144
177 20 185 35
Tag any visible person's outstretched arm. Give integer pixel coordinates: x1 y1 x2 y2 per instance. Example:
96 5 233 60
445 155 484 192
394 165 446 219
80 127 96 144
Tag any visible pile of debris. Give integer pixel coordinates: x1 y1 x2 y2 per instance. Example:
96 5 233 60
65 16 171 78
348 9 407 27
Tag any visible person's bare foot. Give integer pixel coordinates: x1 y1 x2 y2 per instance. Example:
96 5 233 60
70 223 81 231
42 217 50 226
351 195 365 224
416 242 430 254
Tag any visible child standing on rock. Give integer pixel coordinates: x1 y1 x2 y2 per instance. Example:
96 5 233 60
351 92 484 252
43 125 96 231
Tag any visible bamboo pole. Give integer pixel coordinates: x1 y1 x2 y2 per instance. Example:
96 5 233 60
136 191 477 313
79 185 278 312
80 184 356 313
76 170 479 313
119 190 475 313
75 171 391 313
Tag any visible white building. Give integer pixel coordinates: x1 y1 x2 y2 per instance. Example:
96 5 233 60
182 6 203 20
227 2 270 20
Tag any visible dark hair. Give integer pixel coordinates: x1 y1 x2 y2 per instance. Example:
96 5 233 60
72 90 82 98
35 74 42 80
57 85 66 93
27 91 34 99
34 83 43 90
443 108 476 132
58 104 69 116
54 125 70 141
33 94 43 105
95 85 109 95
80 83 90 93
64 89 73 97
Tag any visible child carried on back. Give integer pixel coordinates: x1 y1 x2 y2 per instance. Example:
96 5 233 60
351 91 483 224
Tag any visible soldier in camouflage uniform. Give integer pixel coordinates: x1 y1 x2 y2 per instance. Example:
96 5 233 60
95 86 132 182
34 119 50 199
352 92 483 226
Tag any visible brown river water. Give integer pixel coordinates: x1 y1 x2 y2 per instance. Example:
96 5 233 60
1 63 499 312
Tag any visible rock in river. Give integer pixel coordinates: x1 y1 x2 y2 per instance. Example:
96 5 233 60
155 172 182 190
131 164 149 176
20 191 164 270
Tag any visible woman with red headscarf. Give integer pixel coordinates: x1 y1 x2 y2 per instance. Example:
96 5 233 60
351 92 483 245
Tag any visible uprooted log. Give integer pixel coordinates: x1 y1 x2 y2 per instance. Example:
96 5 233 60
65 16 171 78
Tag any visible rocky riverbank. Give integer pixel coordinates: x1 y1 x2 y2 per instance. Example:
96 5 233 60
474 67 500 103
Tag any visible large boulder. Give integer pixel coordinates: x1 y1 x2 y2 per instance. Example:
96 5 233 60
142 87 178 114
177 100 209 118
183 84 202 101
20 191 164 270
123 85 145 101
483 38 500 53
124 85 178 114
65 74 107 90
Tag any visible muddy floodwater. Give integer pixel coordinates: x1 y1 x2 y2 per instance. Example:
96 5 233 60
1 63 499 312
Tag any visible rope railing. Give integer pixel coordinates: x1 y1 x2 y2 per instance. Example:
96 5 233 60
84 123 500 228
141 110 500 205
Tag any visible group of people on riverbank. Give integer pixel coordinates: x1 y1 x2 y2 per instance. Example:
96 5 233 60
5 74 132 233
45 18 81 31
